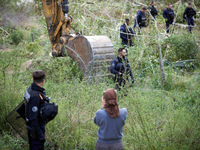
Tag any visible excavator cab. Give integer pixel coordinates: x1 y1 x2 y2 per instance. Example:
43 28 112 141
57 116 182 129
42 0 115 79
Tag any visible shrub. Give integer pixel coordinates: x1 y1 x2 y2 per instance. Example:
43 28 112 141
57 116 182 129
11 29 24 45
27 42 40 54
162 33 199 62
30 57 83 82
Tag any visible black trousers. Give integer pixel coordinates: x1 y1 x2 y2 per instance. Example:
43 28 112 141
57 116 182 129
27 125 45 150
187 17 194 33
115 75 126 91
166 22 170 33
166 20 173 33
28 132 45 150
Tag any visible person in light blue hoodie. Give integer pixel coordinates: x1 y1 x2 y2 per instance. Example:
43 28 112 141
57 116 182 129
94 88 127 150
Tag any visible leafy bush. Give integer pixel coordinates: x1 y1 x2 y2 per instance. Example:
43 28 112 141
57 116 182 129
30 57 83 82
11 29 24 45
27 42 40 54
162 33 199 62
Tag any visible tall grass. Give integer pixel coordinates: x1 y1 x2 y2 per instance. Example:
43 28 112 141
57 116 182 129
1 72 200 149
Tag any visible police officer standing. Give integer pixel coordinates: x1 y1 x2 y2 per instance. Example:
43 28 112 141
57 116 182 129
120 18 134 47
25 70 49 150
110 48 134 91
148 1 158 19
183 3 196 33
163 4 175 33
134 7 147 29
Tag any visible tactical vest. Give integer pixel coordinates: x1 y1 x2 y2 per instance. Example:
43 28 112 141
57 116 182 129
115 57 130 74
24 87 46 124
168 10 174 20
24 87 58 125
186 8 195 18
141 13 146 27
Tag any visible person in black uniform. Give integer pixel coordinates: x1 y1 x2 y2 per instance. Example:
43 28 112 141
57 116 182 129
110 48 134 91
120 18 135 47
148 1 158 19
163 4 175 33
24 70 50 150
183 3 196 33
134 7 147 29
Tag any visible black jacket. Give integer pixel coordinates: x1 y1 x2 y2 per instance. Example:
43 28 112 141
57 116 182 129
134 11 146 28
148 5 158 17
163 8 175 24
25 83 48 141
110 56 133 78
120 24 134 45
183 7 196 19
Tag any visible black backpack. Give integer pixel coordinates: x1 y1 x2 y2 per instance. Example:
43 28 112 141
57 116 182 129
39 102 58 123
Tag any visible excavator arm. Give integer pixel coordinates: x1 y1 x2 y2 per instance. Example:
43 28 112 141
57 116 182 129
42 0 71 56
42 0 115 79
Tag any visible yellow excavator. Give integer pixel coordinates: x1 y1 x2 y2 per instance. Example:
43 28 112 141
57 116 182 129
42 0 115 79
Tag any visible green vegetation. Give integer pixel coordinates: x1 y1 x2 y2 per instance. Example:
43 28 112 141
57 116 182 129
0 0 200 149
11 28 24 45
162 33 199 61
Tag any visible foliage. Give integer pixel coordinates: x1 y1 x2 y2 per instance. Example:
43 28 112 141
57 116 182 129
27 41 40 54
33 0 44 15
11 28 24 45
0 131 27 150
174 3 188 23
0 0 18 8
162 33 199 61
30 56 83 82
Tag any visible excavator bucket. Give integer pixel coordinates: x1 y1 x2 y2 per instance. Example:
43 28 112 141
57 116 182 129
63 35 115 80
